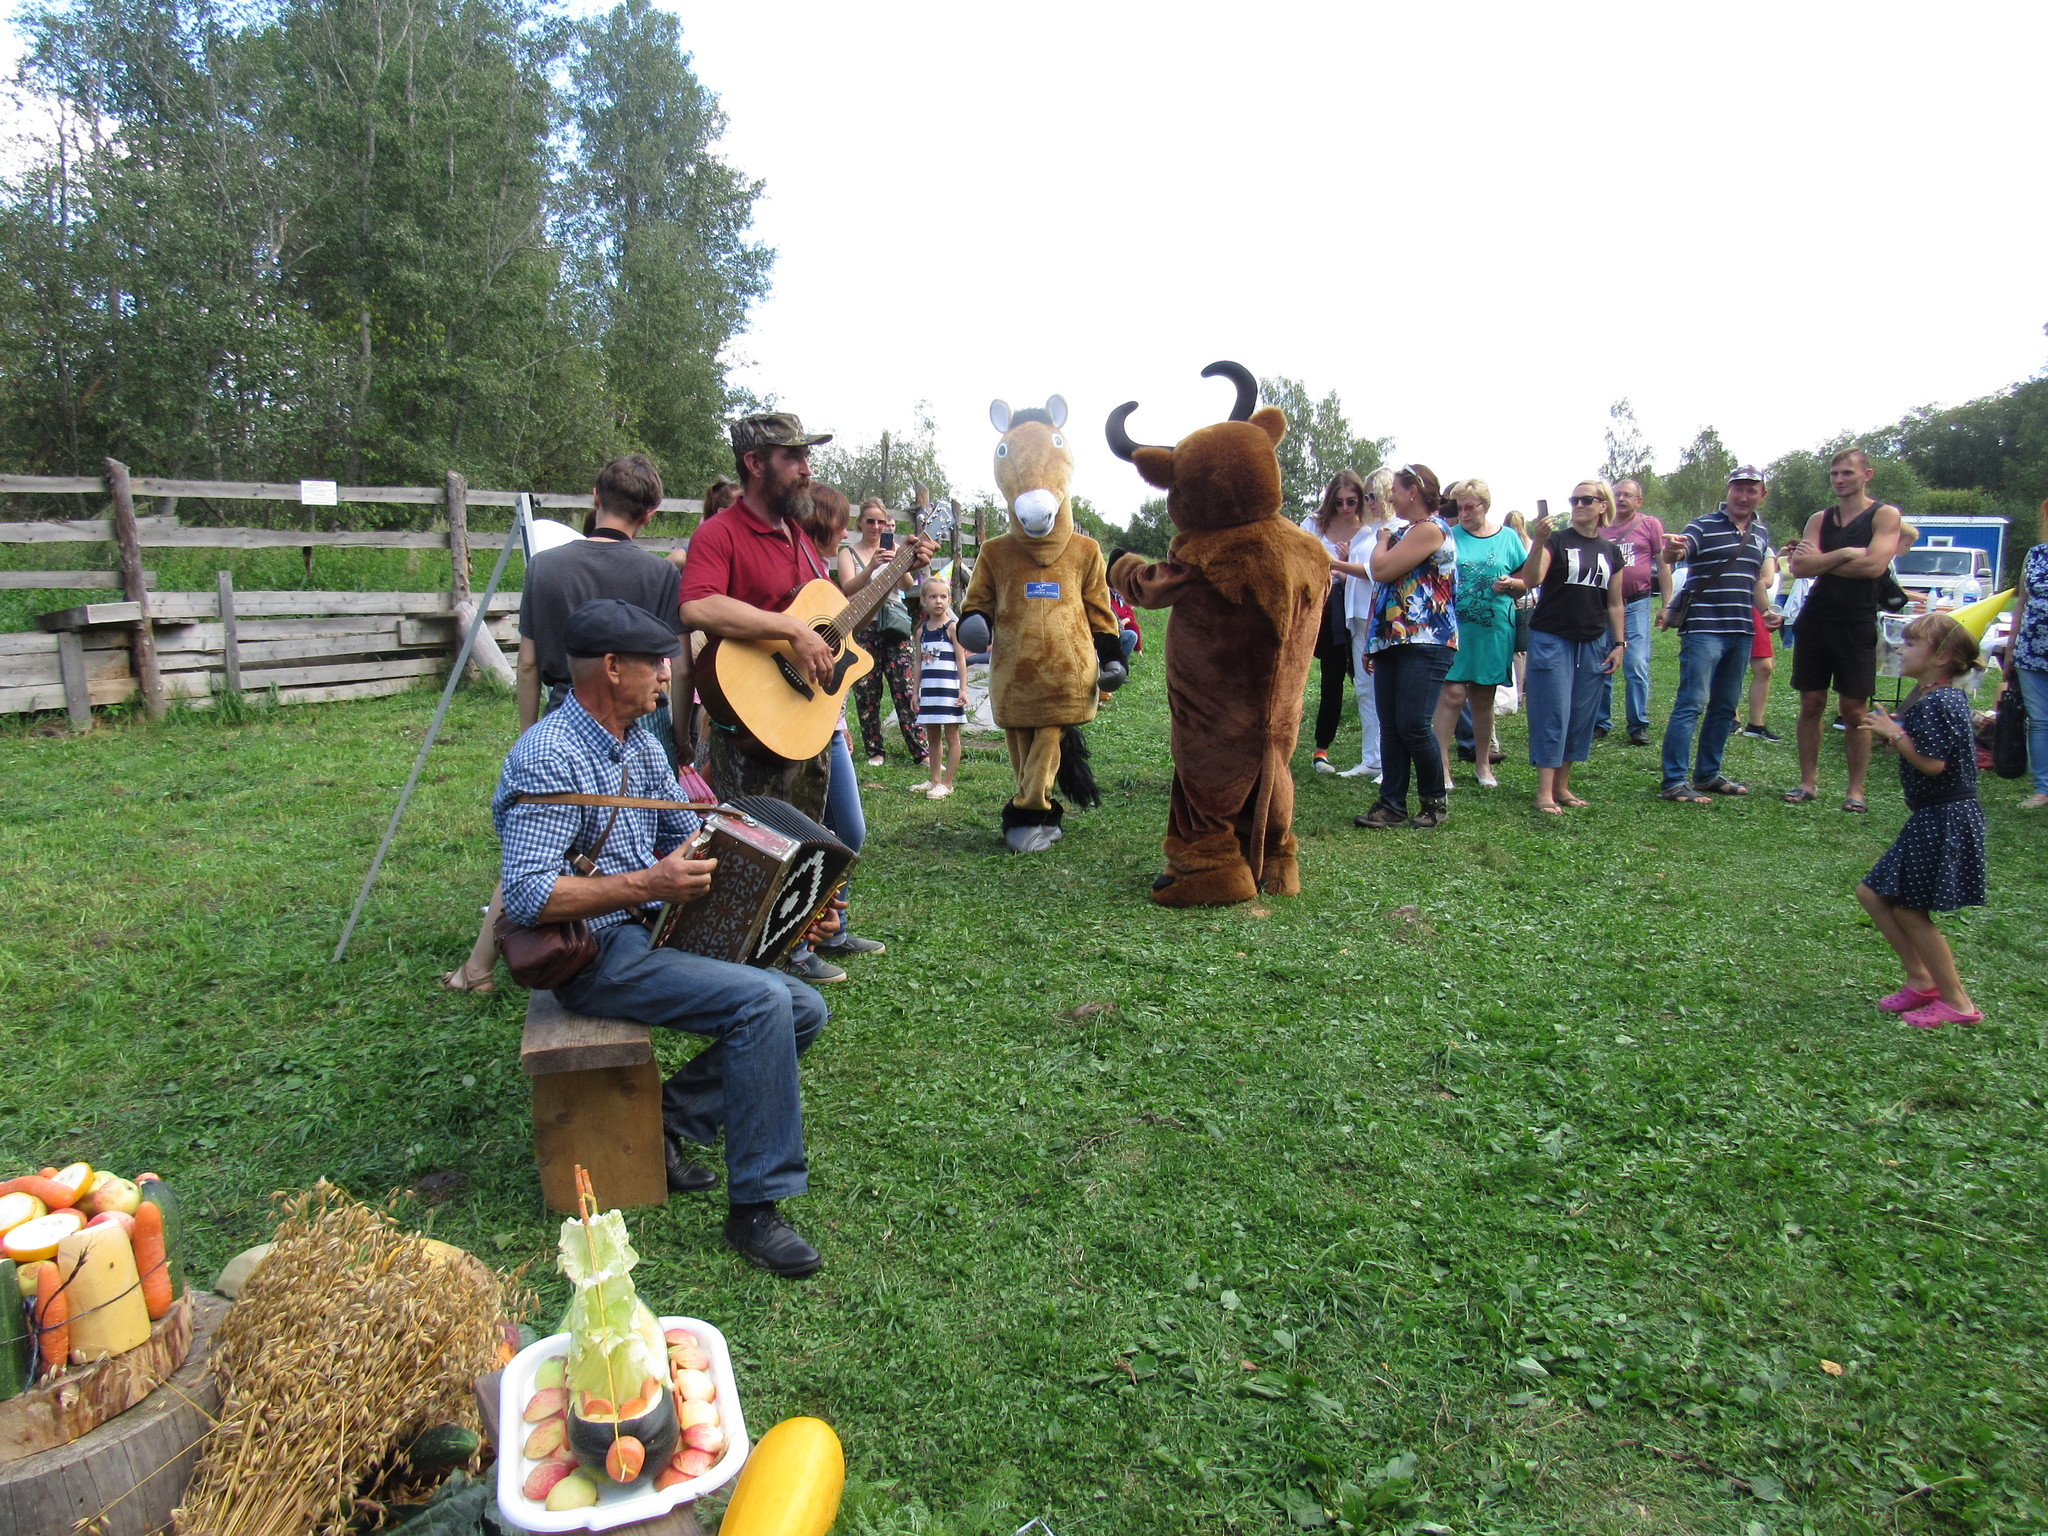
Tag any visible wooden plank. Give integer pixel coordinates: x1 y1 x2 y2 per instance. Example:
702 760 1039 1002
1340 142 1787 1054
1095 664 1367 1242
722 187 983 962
532 1058 668 1214
0 517 178 544
55 632 90 730
521 990 654 1076
37 590 519 629
0 632 62 658
0 571 153 589
106 459 166 719
0 475 103 495
237 655 442 690
217 570 241 694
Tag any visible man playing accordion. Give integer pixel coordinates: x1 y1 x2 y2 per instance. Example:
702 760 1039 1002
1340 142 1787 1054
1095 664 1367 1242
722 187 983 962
494 598 829 1277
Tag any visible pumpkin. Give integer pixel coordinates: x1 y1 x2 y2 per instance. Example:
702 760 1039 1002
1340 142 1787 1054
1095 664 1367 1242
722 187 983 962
717 1416 844 1536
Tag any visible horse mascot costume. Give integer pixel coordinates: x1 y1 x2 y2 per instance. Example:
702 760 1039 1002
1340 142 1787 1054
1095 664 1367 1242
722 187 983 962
1105 362 1328 906
959 394 1127 852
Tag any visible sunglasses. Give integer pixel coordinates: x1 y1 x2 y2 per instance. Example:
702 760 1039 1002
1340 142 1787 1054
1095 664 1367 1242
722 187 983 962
1333 495 1361 507
1568 495 1601 507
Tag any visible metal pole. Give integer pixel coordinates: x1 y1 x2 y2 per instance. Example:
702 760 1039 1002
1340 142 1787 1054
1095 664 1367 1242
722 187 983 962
332 494 530 963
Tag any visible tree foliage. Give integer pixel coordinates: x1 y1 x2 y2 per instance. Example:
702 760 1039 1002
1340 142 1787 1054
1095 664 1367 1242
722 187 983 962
1119 496 1175 559
1259 375 1392 520
0 0 769 508
810 407 951 511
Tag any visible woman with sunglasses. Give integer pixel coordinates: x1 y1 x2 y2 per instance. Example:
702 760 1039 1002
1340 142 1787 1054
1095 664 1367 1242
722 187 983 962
1355 464 1459 829
1305 470 1371 772
842 497 930 770
1514 481 1627 813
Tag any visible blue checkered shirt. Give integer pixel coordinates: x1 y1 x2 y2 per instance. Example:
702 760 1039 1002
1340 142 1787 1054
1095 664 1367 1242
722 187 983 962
493 696 701 930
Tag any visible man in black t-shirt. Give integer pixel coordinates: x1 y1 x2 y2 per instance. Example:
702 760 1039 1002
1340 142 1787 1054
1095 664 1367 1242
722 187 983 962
518 455 681 725
1782 448 1902 812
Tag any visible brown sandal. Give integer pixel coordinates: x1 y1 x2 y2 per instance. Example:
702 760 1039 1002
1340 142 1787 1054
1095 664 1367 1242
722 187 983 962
440 968 496 994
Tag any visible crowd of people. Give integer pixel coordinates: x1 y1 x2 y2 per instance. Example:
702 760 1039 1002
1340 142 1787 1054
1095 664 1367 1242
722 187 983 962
456 408 2043 1278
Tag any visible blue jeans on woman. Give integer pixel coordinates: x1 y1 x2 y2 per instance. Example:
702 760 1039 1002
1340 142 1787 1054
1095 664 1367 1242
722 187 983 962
1525 629 1610 767
2017 667 2048 794
1370 643 1452 813
558 923 828 1205
822 729 868 941
1660 629 1750 790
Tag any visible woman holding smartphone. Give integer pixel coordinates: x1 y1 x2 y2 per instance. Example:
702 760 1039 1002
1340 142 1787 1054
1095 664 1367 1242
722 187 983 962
1355 464 1459 830
1514 482 1627 813
842 497 929 770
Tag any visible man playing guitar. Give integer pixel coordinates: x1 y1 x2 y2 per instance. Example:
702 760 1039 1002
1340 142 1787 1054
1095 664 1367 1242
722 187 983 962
680 413 933 820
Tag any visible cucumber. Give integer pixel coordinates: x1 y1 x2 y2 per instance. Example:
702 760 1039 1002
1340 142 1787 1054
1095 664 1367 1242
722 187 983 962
0 1259 29 1400
138 1181 185 1302
405 1422 483 1473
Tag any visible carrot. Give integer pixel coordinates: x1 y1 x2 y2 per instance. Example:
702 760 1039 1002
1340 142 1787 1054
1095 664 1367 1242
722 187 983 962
35 1257 69 1379
132 1201 172 1320
0 1176 81 1211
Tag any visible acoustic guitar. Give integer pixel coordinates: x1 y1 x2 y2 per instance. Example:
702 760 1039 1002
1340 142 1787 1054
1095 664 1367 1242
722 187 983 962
697 505 954 761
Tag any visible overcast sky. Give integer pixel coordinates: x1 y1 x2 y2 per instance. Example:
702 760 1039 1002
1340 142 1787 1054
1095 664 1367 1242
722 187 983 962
652 0 2047 525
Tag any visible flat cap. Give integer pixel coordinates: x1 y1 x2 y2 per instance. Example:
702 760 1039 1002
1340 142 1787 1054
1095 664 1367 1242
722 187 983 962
731 412 832 454
564 598 681 659
1726 463 1767 483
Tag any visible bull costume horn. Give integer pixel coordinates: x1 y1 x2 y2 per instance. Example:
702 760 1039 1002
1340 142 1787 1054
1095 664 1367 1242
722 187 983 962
1104 401 1156 463
1201 359 1258 421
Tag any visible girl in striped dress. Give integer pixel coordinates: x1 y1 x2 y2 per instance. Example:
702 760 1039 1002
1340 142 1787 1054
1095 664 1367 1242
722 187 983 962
914 577 966 799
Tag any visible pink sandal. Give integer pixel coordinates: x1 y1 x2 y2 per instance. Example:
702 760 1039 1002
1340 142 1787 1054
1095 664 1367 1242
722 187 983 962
1901 1000 1982 1029
1877 986 1940 1014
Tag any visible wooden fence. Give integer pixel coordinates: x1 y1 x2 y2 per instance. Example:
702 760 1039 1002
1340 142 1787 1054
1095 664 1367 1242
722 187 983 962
1 463 985 725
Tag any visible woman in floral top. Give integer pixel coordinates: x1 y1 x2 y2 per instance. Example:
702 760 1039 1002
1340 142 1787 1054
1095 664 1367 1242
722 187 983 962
1355 464 1459 830
2002 500 2048 808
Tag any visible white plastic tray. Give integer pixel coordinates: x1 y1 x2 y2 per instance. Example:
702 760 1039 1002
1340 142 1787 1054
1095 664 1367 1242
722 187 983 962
495 1315 750 1533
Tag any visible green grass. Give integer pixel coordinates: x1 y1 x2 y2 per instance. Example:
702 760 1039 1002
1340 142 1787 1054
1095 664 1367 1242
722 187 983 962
3 642 2045 1536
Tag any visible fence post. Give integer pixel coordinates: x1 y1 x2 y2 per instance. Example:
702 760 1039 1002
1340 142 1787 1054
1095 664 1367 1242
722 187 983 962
446 470 470 606
56 631 91 731
105 458 166 719
217 569 242 696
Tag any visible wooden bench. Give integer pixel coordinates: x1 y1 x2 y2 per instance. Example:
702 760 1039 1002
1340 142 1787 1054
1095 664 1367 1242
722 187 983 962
521 991 669 1213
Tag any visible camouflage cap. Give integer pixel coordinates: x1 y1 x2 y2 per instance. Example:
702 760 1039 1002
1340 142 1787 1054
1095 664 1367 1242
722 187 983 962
730 412 833 454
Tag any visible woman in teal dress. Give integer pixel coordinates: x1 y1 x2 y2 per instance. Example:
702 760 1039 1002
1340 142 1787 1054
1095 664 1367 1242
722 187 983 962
1434 479 1528 789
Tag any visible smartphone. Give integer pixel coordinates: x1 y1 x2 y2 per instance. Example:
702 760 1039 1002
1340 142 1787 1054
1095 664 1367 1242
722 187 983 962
1536 499 1549 518
880 529 895 551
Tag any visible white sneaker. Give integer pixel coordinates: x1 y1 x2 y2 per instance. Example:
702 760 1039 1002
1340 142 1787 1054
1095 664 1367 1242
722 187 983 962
926 783 953 800
910 780 935 795
1313 756 1336 773
1475 773 1500 789
1338 760 1378 778
867 755 886 767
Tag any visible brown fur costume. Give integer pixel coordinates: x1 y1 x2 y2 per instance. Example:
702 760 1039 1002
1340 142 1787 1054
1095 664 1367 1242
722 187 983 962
961 397 1123 850
1105 363 1328 906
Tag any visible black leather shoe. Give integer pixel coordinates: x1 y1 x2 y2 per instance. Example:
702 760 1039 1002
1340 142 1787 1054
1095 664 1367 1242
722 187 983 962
1456 744 1476 762
723 1204 822 1277
664 1138 718 1194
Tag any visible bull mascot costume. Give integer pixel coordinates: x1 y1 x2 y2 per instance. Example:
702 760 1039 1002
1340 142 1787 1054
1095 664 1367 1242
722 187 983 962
1105 362 1328 906
959 395 1128 852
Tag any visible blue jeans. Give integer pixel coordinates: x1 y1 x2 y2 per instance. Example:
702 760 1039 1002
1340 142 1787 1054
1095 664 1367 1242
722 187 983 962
1660 629 1751 790
1525 629 1609 767
1594 597 1654 732
558 923 828 1205
2018 667 2048 794
1371 643 1452 812
823 730 867 937
1119 628 1139 665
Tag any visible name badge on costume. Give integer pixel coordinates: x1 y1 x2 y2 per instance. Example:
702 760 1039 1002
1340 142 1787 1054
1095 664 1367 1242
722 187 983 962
1026 581 1062 599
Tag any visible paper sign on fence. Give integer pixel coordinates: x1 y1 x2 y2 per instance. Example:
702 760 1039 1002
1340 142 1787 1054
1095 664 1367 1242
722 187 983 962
299 479 340 506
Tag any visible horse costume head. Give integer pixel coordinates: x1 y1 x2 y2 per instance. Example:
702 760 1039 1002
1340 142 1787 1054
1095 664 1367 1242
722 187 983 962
1104 361 1286 535
990 394 1075 557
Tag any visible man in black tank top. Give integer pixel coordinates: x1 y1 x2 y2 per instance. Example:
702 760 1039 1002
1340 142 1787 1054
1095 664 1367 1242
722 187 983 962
1783 448 1903 810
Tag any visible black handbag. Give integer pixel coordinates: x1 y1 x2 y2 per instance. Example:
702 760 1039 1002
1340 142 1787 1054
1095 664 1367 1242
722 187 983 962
1992 682 2029 779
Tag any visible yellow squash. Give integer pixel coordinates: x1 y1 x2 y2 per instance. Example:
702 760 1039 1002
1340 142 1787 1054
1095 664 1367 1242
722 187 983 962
716 1416 844 1536
54 1222 152 1360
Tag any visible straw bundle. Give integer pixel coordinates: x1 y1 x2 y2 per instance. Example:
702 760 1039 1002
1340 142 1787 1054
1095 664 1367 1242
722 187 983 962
173 1183 526 1536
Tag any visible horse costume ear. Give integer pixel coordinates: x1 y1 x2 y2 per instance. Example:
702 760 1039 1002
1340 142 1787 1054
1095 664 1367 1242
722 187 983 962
1045 395 1069 429
989 400 1012 432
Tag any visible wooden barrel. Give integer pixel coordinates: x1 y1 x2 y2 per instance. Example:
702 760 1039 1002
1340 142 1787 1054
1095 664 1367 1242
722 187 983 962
0 1292 227 1536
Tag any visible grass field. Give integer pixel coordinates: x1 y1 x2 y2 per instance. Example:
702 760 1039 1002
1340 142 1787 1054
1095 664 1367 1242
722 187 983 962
3 637 2045 1536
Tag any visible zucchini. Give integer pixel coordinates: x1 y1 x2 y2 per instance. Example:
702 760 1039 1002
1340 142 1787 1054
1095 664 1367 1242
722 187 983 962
138 1181 185 1302
0 1259 28 1400
718 1416 844 1536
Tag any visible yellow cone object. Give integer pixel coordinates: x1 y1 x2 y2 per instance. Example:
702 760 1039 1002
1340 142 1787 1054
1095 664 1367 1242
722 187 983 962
1948 588 2014 642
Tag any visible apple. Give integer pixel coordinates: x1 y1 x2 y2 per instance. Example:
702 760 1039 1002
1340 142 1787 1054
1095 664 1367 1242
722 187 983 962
676 1398 718 1431
82 1176 142 1219
522 1418 566 1459
545 1472 599 1512
85 1211 137 1236
16 1259 49 1301
681 1422 725 1455
675 1447 714 1477
673 1367 713 1403
523 1461 576 1503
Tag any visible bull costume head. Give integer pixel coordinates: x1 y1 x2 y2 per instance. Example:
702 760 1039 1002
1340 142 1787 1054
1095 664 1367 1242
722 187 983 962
1105 361 1287 535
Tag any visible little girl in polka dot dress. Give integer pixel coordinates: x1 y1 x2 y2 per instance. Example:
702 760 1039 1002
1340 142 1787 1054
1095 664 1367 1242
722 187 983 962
1855 612 1987 1028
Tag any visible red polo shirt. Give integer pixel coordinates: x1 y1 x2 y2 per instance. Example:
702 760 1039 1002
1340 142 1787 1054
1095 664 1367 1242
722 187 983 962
680 499 832 612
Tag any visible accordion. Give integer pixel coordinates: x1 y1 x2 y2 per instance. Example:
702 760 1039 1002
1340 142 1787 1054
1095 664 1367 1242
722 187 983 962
650 796 857 969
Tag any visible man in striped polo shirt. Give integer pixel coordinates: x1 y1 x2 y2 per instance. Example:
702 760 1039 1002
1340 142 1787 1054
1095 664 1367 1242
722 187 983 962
1655 466 1780 803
